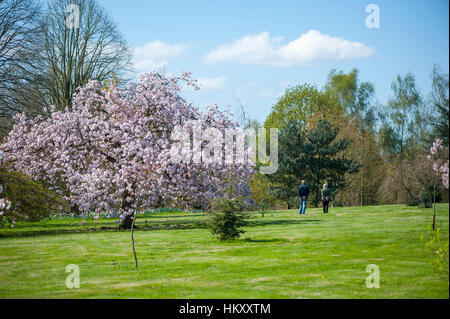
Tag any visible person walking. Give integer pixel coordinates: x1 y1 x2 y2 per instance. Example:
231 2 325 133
321 183 331 214
298 180 309 215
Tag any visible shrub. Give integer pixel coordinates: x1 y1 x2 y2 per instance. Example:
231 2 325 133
420 227 449 280
287 196 300 210
419 200 432 208
406 197 420 206
0 168 69 225
333 200 344 207
206 196 248 240
249 174 278 211
420 181 443 208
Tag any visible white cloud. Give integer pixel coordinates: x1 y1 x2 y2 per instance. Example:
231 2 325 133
203 30 374 66
258 88 284 99
133 40 188 72
275 91 284 99
278 80 291 87
259 88 274 98
196 76 227 90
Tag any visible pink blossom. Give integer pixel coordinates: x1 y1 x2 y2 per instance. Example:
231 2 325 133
2 72 254 220
428 138 449 189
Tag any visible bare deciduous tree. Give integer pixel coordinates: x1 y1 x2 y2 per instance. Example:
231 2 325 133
376 155 437 205
0 0 43 137
1 0 132 138
41 0 131 111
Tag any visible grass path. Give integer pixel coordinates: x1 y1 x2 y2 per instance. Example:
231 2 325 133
0 204 448 298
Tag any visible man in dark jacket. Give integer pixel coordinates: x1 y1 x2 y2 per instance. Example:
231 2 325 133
298 180 309 214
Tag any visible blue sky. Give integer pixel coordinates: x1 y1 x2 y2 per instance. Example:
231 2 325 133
98 0 449 124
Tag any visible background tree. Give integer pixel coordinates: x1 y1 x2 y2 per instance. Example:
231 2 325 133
378 72 423 158
235 99 281 212
375 67 448 206
427 65 449 146
377 155 436 205
301 118 359 207
249 174 279 213
0 0 44 137
0 150 12 224
41 0 131 112
267 118 358 208
264 69 382 208
264 84 341 130
324 68 382 206
337 119 384 206
266 120 305 209
324 68 376 130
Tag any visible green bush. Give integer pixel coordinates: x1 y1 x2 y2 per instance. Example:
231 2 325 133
406 197 420 206
287 196 300 210
420 227 449 280
0 169 69 225
205 196 248 240
420 182 443 208
419 200 432 208
333 200 344 207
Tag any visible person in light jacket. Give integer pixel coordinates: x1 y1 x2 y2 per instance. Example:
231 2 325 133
321 183 331 214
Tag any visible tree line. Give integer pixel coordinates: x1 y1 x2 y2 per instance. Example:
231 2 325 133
249 67 449 209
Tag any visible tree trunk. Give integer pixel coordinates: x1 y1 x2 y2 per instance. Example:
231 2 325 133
316 170 320 208
400 102 405 159
432 184 436 230
131 210 138 268
119 214 135 230
118 191 137 230
361 166 364 206
71 204 80 216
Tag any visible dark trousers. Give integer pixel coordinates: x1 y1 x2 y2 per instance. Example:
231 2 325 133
323 200 329 214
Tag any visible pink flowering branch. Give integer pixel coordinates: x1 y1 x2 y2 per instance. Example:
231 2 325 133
427 138 449 230
2 72 254 230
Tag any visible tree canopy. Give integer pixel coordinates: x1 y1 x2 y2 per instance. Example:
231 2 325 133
2 72 254 228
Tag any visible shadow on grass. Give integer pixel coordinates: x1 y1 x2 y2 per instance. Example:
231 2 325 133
240 237 291 243
0 222 205 239
9 221 116 229
0 217 322 239
0 226 119 238
143 213 203 219
10 214 203 229
248 219 320 227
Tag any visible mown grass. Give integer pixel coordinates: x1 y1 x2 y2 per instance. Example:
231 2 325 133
0 204 448 298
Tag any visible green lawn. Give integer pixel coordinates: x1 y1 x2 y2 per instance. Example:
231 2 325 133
0 204 448 298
